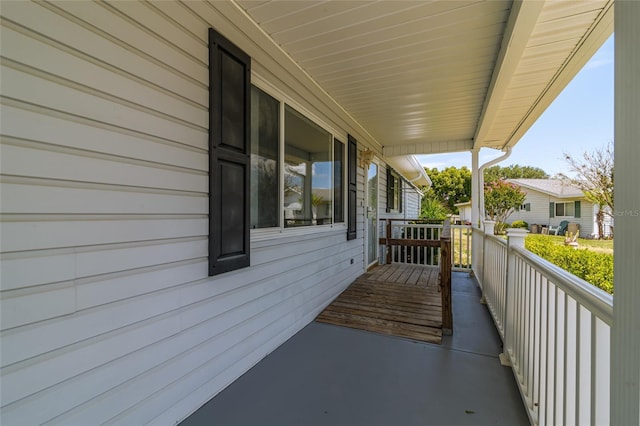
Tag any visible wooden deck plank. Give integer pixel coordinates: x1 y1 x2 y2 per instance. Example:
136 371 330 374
316 264 443 344
316 311 442 344
347 279 437 294
343 286 442 307
419 267 437 288
324 302 442 326
407 267 424 285
374 264 397 282
336 296 442 314
396 266 413 284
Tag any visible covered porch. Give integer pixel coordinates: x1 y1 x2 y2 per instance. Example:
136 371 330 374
2 1 638 425
181 271 528 426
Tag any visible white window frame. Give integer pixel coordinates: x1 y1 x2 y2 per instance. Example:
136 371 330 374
555 201 575 217
250 74 348 239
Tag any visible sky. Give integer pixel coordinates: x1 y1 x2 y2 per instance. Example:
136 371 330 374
417 35 614 178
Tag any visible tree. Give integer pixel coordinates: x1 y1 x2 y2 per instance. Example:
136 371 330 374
560 142 614 238
484 180 526 234
423 166 471 213
483 164 549 183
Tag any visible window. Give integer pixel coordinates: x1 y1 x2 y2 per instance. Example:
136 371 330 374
209 28 349 275
550 201 581 218
519 203 531 212
250 87 279 228
248 87 346 230
555 202 575 217
284 106 333 227
386 168 402 212
334 139 344 223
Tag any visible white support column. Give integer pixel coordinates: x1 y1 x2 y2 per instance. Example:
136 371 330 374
483 220 496 236
471 149 480 228
612 1 640 424
506 228 527 249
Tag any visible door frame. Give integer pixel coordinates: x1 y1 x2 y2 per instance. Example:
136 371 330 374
365 160 379 268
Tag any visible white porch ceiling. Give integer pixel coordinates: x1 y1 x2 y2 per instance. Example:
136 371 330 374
236 0 612 160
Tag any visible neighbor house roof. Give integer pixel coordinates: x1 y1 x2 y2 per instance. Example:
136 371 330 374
508 179 585 198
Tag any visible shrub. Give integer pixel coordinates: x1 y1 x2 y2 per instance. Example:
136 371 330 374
510 220 529 229
420 196 449 220
525 235 613 294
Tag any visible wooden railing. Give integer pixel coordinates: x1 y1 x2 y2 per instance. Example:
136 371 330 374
378 218 453 335
378 219 471 271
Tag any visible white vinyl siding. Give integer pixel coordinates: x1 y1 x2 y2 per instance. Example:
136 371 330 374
379 164 422 221
403 185 423 219
0 2 370 424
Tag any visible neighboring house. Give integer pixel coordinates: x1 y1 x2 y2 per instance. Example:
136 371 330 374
454 201 472 224
507 179 612 238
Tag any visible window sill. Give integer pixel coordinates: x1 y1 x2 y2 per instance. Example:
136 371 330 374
251 223 348 243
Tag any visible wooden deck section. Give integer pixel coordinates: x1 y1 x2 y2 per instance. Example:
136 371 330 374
316 264 443 344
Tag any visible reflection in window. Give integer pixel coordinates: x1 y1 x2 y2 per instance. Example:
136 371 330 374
250 87 279 228
284 106 332 227
333 139 344 223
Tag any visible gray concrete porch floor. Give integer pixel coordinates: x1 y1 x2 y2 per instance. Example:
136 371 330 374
181 272 528 426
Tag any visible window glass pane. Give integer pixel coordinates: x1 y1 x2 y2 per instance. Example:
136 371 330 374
555 203 565 216
284 106 332 227
250 87 279 228
565 202 575 216
334 139 344 223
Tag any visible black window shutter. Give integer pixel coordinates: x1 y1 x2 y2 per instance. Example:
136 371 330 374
347 135 357 240
574 201 581 218
209 28 251 276
398 178 403 213
386 168 393 213
549 202 555 218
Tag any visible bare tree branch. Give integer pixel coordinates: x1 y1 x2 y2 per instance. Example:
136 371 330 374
561 142 614 238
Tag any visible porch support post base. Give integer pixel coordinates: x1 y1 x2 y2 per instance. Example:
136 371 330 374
499 352 512 367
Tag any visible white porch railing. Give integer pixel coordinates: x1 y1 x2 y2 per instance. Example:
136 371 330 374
482 234 508 339
475 226 613 426
380 220 472 271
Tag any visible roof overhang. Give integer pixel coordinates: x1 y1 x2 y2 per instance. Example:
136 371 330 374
234 0 613 181
386 155 432 188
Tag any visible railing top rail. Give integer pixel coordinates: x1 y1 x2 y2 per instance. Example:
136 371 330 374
386 222 471 228
510 245 613 325
485 233 507 246
378 218 445 224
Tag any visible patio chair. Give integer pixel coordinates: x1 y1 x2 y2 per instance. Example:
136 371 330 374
549 220 570 236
